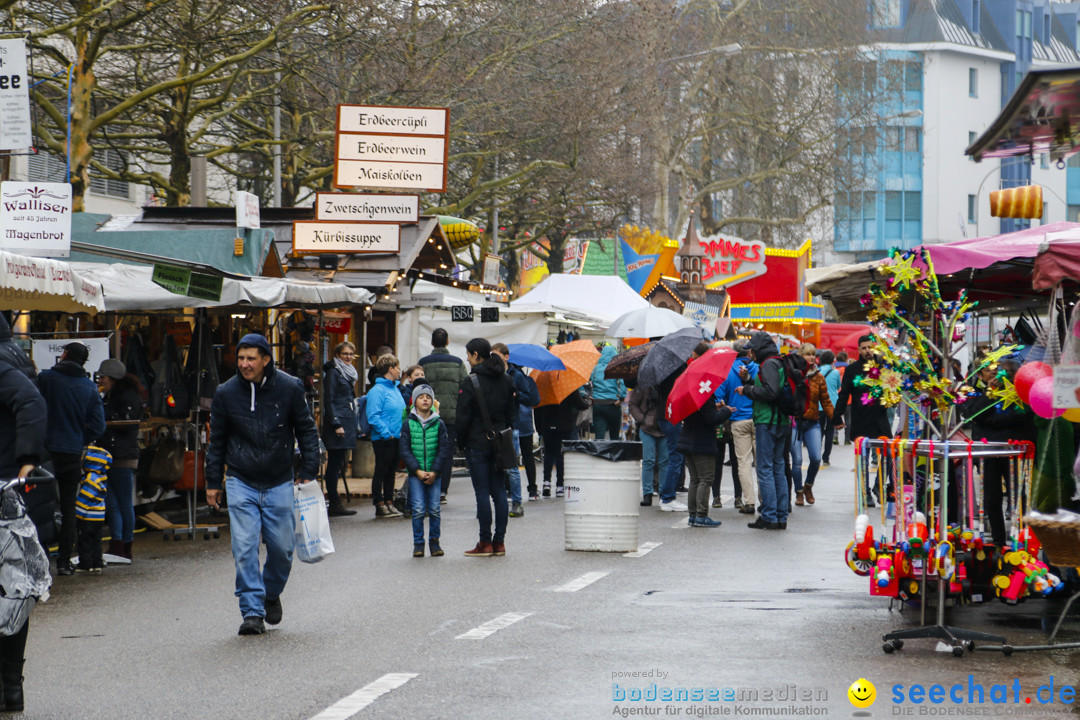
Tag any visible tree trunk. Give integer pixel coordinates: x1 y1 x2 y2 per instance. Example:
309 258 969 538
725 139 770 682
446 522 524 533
68 28 96 212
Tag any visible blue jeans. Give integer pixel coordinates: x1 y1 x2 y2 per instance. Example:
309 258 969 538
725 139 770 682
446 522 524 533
755 424 789 524
467 447 508 544
226 478 296 619
105 466 135 543
408 474 442 545
790 420 822 492
659 419 684 503
506 429 522 504
640 432 667 496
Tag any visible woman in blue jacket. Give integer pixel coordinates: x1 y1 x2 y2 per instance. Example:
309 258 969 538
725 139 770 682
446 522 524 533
322 342 360 517
366 354 406 518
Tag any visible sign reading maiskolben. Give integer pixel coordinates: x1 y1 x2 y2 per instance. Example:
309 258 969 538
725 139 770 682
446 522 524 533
0 181 72 257
334 105 449 192
292 221 400 255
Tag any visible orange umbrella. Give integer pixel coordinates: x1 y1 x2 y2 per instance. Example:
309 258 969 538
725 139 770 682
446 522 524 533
531 339 601 406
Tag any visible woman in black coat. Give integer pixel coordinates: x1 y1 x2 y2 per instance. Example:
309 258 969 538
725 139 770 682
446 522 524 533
322 342 360 516
96 359 145 559
676 398 732 528
533 388 590 498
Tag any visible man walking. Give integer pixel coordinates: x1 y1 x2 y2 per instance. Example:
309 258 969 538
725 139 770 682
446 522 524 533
37 342 106 574
419 329 468 502
735 332 788 530
205 334 320 636
832 335 892 506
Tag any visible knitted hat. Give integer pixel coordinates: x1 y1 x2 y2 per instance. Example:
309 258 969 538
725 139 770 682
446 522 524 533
412 384 435 404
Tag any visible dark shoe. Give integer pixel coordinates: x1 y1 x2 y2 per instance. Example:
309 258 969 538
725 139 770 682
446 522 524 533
696 516 722 528
122 541 133 560
795 491 805 507
75 564 91 574
57 561 75 576
711 497 723 508
264 597 282 625
734 498 744 510
747 517 778 530
509 502 524 517
328 502 357 517
375 504 392 518
464 542 494 557
492 542 506 556
384 503 403 518
429 539 444 557
2 659 24 712
640 495 653 507
803 485 815 505
687 515 699 527
528 493 540 502
738 504 756 515
238 616 266 635
777 521 787 530
413 543 425 558
865 496 877 508
440 494 447 504
542 486 551 498
676 485 688 493
107 539 123 557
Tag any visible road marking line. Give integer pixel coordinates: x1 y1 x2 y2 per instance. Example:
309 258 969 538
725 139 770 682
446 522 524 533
455 612 533 639
624 542 662 557
309 673 418 720
554 571 610 592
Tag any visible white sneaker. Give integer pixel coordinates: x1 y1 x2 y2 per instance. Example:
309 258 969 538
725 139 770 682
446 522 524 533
660 500 688 512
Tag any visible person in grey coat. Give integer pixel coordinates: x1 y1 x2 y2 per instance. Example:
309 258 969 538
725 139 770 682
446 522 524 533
322 342 360 516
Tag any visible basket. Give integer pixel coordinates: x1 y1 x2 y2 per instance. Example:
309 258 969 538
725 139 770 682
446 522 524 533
1025 516 1080 568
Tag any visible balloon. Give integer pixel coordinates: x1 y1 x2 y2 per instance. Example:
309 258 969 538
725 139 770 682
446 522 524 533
1028 376 1064 419
1015 362 1053 404
1063 408 1080 423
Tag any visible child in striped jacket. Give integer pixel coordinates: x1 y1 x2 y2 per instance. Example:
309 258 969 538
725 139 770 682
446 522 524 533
75 446 112 573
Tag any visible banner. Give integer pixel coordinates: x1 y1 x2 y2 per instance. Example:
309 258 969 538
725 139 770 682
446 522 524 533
683 301 719 339
0 181 72 257
32 336 110 377
619 225 669 294
515 238 587 295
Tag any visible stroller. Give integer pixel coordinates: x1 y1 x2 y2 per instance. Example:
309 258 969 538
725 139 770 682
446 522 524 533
0 471 53 639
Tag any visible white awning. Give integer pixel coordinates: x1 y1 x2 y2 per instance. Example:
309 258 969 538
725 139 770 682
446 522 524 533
0 250 106 314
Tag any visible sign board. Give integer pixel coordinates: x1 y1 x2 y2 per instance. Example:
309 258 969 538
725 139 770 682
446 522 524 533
482 254 501 287
0 39 31 150
164 321 193 346
0 181 72 257
292 221 400 255
236 190 260 229
337 105 449 137
694 233 768 289
682 301 719 339
31 337 110 378
151 263 224 302
480 307 499 323
315 193 418 223
450 306 474 322
1052 365 1080 409
334 160 447 192
336 133 446 165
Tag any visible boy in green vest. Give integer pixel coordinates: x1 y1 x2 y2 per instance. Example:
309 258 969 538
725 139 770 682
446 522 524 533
399 384 451 557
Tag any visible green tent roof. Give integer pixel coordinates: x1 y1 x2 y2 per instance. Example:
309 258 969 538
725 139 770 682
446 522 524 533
579 238 628 283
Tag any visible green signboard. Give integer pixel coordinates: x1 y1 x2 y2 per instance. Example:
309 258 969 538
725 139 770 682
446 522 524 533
152 263 224 302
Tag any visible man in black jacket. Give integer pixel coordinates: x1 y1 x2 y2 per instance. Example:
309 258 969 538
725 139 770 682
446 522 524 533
205 334 320 636
832 334 893 505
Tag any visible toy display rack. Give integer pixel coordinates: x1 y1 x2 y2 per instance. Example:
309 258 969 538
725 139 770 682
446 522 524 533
858 438 1030 657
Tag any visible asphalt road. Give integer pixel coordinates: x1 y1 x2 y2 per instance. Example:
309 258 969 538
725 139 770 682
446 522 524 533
18 445 1080 719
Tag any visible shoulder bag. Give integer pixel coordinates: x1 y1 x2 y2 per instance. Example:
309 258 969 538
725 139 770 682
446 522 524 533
470 375 517 470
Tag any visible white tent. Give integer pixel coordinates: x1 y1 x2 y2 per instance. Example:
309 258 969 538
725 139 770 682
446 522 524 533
0 250 105 314
509 274 648 327
68 263 373 311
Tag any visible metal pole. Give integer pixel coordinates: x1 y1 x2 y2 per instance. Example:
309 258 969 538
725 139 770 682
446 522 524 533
272 69 282 208
491 155 500 255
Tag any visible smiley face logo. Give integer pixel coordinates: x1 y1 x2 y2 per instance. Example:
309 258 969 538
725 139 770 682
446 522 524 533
848 678 876 709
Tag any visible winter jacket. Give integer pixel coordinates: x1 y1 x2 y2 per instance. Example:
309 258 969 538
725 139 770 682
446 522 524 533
833 356 892 439
676 400 732 456
739 333 786 426
205 347 320 491
399 408 451 475
719 357 757 422
0 314 35 380
629 385 664 438
820 363 842 407
456 360 517 451
97 378 144 462
590 345 626 402
37 361 106 455
507 363 540 434
76 446 111 522
802 367 834 423
322 362 359 451
419 348 469 426
0 359 46 479
534 389 590 434
365 376 406 441
964 379 1036 444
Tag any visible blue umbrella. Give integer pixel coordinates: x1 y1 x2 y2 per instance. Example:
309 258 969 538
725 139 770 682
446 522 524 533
507 343 566 371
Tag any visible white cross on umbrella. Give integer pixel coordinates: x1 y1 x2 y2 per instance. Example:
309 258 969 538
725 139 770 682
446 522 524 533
698 380 713 395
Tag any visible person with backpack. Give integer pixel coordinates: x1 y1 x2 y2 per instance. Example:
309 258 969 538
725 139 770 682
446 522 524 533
491 343 539 516
735 331 789 530
818 350 840 468
721 341 757 514
790 344 833 507
833 335 893 506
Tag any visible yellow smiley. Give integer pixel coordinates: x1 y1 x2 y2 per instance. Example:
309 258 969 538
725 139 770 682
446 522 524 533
848 678 876 709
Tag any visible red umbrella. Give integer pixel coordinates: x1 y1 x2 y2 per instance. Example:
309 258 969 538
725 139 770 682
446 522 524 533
665 348 737 424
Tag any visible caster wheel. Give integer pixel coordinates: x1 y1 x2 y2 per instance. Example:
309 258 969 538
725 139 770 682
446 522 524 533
883 642 895 654
952 646 964 658
894 640 903 650
1003 645 1014 657
964 641 975 652
213 532 220 539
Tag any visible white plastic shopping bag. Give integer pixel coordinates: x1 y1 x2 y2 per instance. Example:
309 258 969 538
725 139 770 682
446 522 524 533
293 481 334 563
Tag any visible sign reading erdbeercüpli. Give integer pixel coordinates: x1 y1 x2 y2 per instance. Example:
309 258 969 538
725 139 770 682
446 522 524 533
0 181 73 257
334 105 449 192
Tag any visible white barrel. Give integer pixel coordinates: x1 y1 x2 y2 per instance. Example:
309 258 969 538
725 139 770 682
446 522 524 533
564 451 640 552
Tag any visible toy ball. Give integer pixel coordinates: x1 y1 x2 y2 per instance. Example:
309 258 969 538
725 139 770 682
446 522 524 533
1028 376 1064 419
1015 362 1053 404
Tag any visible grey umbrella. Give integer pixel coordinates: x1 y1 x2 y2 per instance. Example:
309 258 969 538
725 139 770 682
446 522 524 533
637 327 705 388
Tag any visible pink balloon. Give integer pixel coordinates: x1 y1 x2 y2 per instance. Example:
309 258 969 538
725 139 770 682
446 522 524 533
1028 375 1064 419
1015 362 1053 404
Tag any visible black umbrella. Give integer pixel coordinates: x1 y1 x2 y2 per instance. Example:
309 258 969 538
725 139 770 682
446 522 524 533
603 342 655 383
637 327 704 388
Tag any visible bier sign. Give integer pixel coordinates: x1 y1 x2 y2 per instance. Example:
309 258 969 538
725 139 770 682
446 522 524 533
292 221 400 255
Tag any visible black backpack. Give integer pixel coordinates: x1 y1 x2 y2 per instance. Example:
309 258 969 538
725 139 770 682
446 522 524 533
775 354 811 420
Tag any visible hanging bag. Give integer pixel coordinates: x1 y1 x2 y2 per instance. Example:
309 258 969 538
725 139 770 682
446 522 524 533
293 481 334 563
470 375 517 470
151 335 190 419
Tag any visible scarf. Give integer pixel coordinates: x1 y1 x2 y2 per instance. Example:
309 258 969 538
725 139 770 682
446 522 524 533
334 357 358 385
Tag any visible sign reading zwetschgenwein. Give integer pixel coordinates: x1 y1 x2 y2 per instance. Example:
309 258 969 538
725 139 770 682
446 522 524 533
292 221 400 255
315 193 419 223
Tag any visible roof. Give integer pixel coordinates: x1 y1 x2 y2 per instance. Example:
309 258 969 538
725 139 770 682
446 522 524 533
579 238 629 282
879 0 1008 52
967 66 1080 161
510 274 648 325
